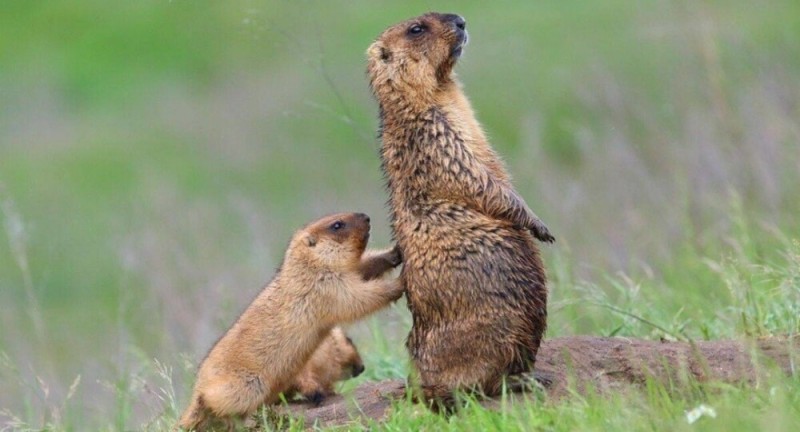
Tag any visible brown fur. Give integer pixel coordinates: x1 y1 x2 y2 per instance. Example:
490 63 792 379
366 13 553 410
283 326 364 405
176 213 402 431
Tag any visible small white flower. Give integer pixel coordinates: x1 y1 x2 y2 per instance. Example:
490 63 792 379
685 404 717 424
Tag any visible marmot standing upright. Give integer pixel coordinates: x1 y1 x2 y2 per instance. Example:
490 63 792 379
177 213 403 430
367 12 554 409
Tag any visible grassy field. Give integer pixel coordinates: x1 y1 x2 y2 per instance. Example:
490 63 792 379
1 0 799 430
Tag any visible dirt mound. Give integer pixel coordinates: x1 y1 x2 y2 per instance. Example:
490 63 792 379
279 336 798 428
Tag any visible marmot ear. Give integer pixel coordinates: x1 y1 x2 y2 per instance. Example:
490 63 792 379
305 234 317 247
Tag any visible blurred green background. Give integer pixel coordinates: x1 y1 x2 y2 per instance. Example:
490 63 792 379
1 0 798 429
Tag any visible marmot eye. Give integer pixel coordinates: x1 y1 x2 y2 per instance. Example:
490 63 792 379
408 24 425 35
330 221 345 231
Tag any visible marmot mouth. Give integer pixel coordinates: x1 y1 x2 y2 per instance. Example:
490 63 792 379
451 30 468 58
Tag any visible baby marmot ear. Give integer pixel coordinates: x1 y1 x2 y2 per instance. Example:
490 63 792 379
305 234 317 247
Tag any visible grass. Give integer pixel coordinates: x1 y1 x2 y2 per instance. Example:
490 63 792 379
369 377 800 432
1 0 799 430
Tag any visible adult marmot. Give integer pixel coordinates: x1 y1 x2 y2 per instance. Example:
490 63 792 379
367 12 554 409
176 213 402 430
283 326 364 405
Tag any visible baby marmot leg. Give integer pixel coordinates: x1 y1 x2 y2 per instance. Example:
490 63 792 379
176 394 239 432
358 245 402 280
175 395 206 431
207 377 265 414
291 370 330 406
330 278 404 324
180 374 265 431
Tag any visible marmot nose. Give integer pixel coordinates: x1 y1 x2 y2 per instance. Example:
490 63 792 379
352 363 365 377
356 213 370 223
443 14 466 31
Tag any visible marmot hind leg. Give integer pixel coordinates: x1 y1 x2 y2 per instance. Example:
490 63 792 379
419 383 458 415
175 395 210 431
504 370 554 393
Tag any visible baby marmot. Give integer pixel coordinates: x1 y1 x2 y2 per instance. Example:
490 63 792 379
177 213 402 430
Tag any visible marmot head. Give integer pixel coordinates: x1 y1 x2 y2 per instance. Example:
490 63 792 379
328 327 365 380
292 212 371 269
367 12 468 100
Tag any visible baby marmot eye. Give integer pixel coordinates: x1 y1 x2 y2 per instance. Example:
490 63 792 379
407 24 425 36
330 221 345 231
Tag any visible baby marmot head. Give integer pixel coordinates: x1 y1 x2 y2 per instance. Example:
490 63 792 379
292 327 365 404
328 327 365 380
292 212 371 269
367 12 468 96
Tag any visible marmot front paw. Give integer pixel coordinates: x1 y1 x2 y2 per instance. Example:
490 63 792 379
387 245 404 267
530 221 555 243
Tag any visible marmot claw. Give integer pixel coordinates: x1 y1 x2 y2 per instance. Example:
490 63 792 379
531 223 555 243
388 245 404 266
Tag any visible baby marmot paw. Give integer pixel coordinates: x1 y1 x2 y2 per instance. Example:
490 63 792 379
387 244 403 267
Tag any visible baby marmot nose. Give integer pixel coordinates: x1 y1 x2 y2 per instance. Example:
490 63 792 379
442 14 466 31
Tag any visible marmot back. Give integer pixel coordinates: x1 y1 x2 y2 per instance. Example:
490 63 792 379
367 12 553 410
176 213 403 430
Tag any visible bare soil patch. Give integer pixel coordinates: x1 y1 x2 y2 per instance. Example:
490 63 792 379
278 336 799 428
